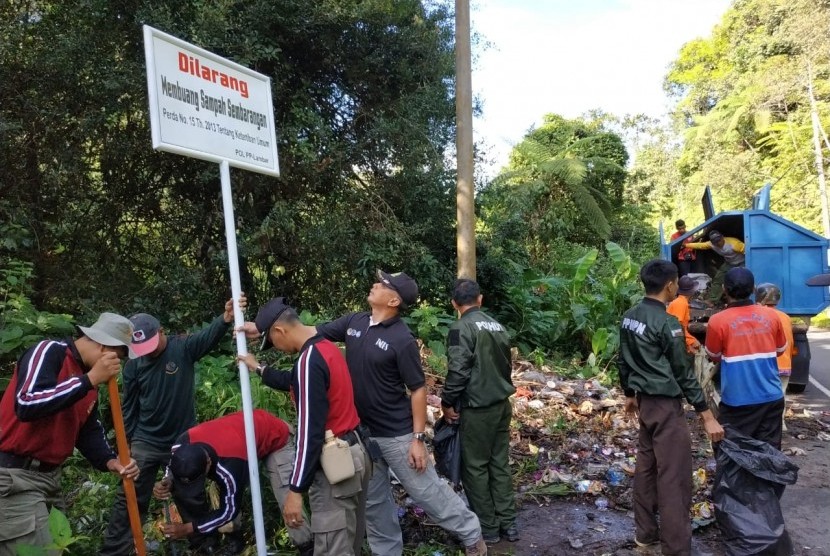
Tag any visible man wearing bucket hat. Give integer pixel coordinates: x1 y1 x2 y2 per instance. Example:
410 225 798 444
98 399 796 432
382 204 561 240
667 275 701 354
101 296 246 556
237 296 366 556
0 313 140 555
312 270 487 556
152 410 311 556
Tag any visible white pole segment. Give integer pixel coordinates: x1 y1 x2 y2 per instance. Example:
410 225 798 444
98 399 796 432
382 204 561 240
219 160 267 555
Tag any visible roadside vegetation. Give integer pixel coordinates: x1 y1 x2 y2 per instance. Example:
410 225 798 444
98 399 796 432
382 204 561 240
2 0 830 553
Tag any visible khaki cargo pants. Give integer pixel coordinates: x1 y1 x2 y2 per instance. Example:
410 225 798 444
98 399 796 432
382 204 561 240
307 442 369 556
0 466 62 556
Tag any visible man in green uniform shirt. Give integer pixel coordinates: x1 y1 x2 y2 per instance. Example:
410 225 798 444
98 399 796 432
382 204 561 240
100 296 253 555
441 279 517 545
619 260 723 556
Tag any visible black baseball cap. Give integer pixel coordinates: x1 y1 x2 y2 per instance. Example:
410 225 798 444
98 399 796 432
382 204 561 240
724 267 754 299
254 297 292 350
170 443 210 499
377 269 419 308
708 230 724 241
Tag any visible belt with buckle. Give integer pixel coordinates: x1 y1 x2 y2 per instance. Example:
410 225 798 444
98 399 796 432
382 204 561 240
338 430 360 446
0 451 60 473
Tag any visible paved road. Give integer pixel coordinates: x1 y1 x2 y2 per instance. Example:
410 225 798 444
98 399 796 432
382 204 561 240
797 330 830 412
780 330 830 556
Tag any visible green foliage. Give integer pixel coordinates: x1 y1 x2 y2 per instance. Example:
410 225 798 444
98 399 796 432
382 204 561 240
480 114 629 267
403 303 454 374
0 261 74 371
195 353 293 422
15 508 86 556
488 242 641 378
648 0 830 233
406 303 455 347
0 0 458 321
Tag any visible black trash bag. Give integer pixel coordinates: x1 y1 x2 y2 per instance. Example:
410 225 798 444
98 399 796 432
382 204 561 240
713 424 799 556
432 418 461 485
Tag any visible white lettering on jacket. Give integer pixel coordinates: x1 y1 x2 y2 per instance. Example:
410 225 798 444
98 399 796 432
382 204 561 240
375 339 389 351
475 321 504 332
622 317 647 335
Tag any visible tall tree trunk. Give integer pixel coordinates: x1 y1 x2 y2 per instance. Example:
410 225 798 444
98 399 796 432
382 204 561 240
455 0 475 279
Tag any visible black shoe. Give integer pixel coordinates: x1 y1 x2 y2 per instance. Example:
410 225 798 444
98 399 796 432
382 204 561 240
191 534 221 555
634 537 659 548
482 532 501 544
503 525 519 542
223 536 246 555
296 541 314 556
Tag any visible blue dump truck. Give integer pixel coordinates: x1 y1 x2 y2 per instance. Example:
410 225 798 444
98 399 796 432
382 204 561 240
661 185 830 392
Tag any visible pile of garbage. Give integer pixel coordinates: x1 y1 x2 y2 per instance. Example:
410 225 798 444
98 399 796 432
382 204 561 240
396 346 830 551
415 354 721 531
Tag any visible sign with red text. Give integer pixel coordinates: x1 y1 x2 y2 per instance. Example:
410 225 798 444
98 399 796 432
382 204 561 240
143 25 279 176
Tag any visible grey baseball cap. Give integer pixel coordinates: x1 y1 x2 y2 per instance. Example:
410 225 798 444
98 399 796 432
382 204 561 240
77 312 137 359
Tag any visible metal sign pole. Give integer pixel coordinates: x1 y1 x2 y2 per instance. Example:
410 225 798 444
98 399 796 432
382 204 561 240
219 160 267 555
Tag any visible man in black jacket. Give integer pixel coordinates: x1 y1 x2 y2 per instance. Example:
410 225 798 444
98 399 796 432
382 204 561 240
316 270 486 556
238 297 368 556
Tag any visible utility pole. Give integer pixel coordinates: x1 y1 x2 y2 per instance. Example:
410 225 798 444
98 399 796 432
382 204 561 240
455 0 476 279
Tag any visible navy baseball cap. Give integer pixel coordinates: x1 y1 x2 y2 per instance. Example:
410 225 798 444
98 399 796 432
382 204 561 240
377 270 419 308
254 297 292 350
724 267 755 299
129 313 161 357
170 443 210 499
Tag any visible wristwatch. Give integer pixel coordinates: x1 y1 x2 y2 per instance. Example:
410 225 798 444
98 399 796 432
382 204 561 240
413 432 427 442
255 364 266 376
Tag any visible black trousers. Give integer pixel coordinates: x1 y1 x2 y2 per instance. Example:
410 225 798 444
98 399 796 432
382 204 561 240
718 397 785 449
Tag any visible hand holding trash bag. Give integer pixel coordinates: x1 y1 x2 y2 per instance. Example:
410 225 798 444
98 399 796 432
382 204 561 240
432 417 462 486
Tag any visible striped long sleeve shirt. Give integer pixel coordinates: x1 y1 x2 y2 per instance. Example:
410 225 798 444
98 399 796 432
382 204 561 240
261 335 360 492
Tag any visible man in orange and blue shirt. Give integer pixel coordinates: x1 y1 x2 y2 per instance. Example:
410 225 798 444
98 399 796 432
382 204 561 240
705 268 788 448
